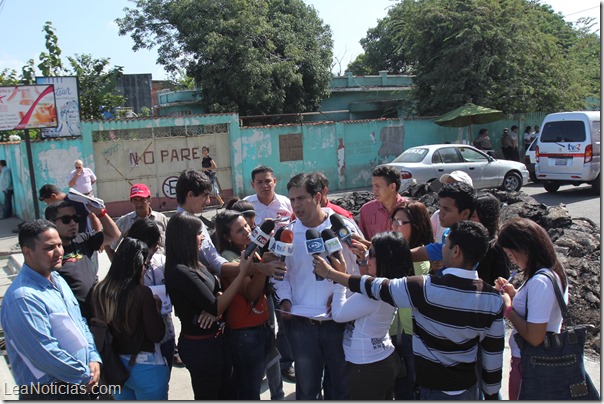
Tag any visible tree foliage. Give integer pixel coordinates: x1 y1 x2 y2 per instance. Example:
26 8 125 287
116 0 334 117
3 22 125 124
66 54 125 120
349 0 600 116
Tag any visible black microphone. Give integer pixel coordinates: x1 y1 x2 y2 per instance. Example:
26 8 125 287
329 213 353 247
305 229 326 281
261 226 283 257
244 220 276 259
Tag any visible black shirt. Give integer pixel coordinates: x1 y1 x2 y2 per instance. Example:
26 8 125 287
165 263 224 336
60 232 104 320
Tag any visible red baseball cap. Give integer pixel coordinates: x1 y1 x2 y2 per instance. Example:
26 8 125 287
130 183 151 199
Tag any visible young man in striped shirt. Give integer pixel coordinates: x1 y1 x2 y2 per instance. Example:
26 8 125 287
312 220 505 400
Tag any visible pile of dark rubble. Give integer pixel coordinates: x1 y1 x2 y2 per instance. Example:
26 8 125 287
331 185 601 356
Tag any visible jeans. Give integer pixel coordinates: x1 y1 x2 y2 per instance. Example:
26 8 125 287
418 383 478 400
392 332 417 400
2 189 13 217
275 304 295 371
265 296 285 400
177 333 236 400
115 355 170 400
229 324 273 399
347 351 400 400
289 317 348 400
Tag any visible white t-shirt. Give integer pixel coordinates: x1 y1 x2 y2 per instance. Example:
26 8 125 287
244 193 293 226
331 283 396 364
70 167 96 194
430 210 447 244
509 269 568 358
271 208 361 318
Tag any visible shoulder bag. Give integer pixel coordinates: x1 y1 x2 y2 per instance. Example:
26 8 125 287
89 316 137 387
514 270 599 400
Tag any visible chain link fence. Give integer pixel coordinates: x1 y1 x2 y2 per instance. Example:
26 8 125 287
92 123 229 142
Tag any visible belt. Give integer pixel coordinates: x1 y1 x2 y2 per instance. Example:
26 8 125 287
298 317 335 326
181 333 218 340
233 323 268 332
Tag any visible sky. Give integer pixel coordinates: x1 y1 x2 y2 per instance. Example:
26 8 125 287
0 0 600 80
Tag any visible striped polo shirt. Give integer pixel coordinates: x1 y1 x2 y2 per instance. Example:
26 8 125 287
350 268 505 395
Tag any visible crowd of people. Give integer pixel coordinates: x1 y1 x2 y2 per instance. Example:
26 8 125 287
1 161 574 400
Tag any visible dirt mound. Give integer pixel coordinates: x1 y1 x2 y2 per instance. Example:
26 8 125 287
331 186 601 356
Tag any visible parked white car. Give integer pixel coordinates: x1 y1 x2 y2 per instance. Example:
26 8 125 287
525 137 538 182
382 144 529 192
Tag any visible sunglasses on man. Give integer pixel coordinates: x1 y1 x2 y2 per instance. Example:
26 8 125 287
56 215 80 224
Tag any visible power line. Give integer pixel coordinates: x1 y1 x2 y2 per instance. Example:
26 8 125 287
563 5 600 18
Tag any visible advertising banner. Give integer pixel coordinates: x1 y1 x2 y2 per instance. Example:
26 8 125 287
36 76 82 138
0 85 58 131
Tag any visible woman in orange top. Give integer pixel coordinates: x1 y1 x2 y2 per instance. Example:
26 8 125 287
214 210 272 399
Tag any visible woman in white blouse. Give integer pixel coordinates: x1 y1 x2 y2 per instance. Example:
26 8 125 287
321 231 414 399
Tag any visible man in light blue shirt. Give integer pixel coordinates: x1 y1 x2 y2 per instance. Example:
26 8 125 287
0 219 101 399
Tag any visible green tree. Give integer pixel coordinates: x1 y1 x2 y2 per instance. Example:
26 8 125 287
350 0 600 116
116 0 333 118
66 54 126 120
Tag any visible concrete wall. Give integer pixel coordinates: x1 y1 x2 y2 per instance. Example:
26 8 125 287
85 113 239 216
0 110 548 220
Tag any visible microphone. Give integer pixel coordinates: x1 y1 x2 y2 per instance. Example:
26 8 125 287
271 229 294 262
329 214 353 247
321 228 343 263
262 227 283 257
244 220 276 259
305 229 326 281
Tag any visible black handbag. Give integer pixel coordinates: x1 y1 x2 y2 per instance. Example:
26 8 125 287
89 317 136 387
514 270 599 400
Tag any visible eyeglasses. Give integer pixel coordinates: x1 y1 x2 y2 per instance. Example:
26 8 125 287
56 215 80 224
390 218 411 227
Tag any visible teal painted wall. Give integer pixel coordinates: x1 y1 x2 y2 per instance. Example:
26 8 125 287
0 110 549 220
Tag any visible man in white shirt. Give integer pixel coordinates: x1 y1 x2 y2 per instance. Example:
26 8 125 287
243 165 296 381
273 172 360 399
69 160 97 196
244 165 293 225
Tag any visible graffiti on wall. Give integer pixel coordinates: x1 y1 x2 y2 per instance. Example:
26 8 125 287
129 147 204 167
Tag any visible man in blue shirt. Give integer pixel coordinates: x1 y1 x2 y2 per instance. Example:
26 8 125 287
0 220 102 399
411 182 475 270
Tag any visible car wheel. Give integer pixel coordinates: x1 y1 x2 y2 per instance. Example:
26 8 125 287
502 172 522 192
591 175 600 194
543 181 560 193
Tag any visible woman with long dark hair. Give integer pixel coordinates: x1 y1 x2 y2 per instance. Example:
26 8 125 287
328 231 412 400
92 237 168 400
471 192 510 285
495 218 568 400
388 201 433 399
214 210 276 399
164 212 252 399
125 218 178 371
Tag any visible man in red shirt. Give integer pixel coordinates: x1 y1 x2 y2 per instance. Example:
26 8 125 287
358 166 407 240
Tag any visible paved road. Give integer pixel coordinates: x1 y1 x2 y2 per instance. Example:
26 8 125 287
521 182 600 227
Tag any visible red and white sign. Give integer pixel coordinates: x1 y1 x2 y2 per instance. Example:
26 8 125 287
0 85 58 131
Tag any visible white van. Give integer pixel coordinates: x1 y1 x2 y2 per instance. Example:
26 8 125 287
535 111 600 193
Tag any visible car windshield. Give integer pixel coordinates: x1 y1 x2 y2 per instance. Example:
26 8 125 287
392 148 428 163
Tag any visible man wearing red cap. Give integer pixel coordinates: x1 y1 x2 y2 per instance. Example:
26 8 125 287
107 183 169 260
